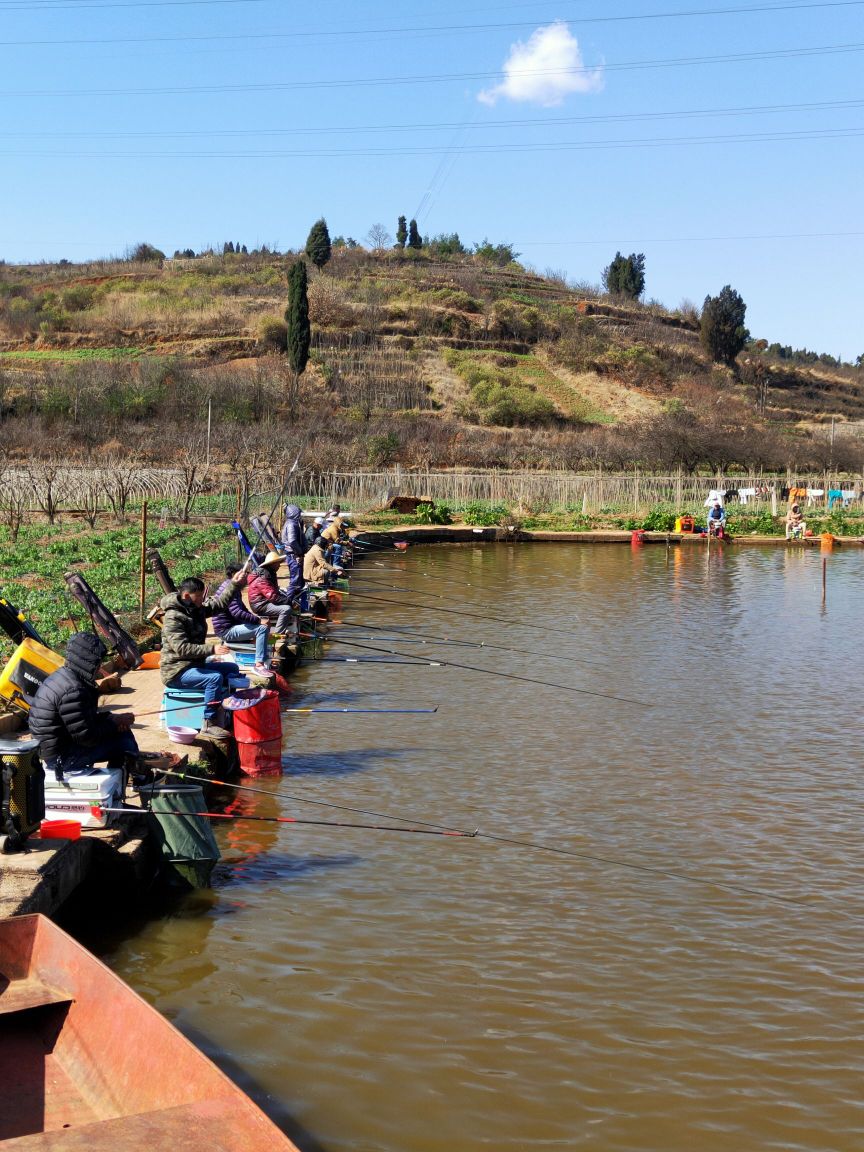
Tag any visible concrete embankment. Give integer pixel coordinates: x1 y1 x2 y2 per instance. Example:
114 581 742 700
355 526 863 546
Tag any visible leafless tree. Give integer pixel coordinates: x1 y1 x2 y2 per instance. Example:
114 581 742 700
101 458 142 522
366 224 392 253
24 458 63 524
176 434 211 522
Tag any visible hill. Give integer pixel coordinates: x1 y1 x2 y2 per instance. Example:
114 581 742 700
0 246 861 472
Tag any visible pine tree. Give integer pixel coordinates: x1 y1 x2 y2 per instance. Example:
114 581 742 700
700 285 749 367
396 215 408 249
305 218 332 269
284 260 311 420
408 219 422 250
602 252 645 300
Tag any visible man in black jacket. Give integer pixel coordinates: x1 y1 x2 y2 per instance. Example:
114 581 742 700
29 632 138 778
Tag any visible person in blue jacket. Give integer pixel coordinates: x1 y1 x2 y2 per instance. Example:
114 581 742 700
706 500 727 538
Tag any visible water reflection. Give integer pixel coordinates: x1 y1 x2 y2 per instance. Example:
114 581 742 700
86 544 864 1152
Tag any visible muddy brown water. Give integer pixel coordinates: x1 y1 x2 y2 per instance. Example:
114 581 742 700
85 543 864 1151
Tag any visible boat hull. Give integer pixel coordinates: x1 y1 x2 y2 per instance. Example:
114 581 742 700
0 914 300 1151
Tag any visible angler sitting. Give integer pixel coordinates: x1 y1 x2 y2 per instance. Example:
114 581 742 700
211 562 271 676
160 573 245 735
785 503 806 539
303 535 343 587
321 508 347 566
305 515 324 548
247 551 303 637
706 500 727 538
29 631 138 780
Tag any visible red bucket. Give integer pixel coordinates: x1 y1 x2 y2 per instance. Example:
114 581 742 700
231 689 282 744
238 738 282 776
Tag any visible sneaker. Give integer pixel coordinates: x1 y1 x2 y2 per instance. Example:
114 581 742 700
253 662 273 676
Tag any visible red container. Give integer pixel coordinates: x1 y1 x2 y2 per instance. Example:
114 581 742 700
231 689 282 744
238 738 282 776
40 819 81 841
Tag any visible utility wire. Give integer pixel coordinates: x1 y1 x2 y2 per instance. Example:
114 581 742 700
3 97 862 139
3 41 863 98
6 126 863 158
4 1 863 43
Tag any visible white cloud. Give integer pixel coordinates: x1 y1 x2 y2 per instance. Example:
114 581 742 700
478 22 603 107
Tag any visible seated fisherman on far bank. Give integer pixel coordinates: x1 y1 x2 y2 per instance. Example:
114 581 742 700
706 500 727 538
29 631 138 780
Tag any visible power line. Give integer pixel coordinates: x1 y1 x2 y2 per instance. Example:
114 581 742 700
3 1 863 46
4 125 862 158
516 229 864 244
3 41 864 98
1 96 861 138
0 0 266 9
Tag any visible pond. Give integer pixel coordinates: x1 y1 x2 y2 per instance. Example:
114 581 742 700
85 542 864 1152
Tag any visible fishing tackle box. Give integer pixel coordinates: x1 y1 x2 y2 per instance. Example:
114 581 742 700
43 766 124 829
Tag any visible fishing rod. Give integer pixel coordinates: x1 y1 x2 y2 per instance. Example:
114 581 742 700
244 431 316 560
331 620 611 669
100 805 477 838
130 699 439 719
319 657 443 665
329 637 650 708
124 774 802 907
152 766 471 834
345 592 587 640
351 537 409 552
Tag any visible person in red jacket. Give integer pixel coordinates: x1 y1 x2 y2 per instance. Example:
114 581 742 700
246 552 298 637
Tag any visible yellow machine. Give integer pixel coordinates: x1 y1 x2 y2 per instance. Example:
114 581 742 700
0 638 64 712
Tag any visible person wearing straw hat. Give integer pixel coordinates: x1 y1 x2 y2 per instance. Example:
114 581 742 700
247 551 301 637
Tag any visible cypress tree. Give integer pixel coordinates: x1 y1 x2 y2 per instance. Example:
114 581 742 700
408 218 422 250
700 285 749 366
396 215 408 249
602 252 645 299
305 218 332 269
285 260 310 377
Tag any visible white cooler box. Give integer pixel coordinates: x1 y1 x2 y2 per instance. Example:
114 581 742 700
44 766 124 828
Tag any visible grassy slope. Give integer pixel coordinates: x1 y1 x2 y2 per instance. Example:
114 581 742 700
1 248 861 437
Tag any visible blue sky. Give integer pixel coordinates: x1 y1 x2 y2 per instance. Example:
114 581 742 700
2 0 862 359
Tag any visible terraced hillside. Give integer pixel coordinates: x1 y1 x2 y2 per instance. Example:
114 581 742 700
0 247 861 470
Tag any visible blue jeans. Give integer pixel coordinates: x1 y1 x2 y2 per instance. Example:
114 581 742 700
50 728 139 776
220 623 269 664
166 662 240 720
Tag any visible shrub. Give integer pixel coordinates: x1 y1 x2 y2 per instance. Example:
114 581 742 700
461 501 509 526
414 502 452 525
366 431 399 466
258 316 288 352
641 507 676 531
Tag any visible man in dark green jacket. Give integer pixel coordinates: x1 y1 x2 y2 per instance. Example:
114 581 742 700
160 571 245 733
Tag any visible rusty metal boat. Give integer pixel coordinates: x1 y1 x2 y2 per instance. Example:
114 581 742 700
0 914 299 1150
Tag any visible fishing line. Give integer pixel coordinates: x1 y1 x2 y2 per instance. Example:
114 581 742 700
115 779 804 906
475 831 808 908
330 637 650 707
332 619 610 669
149 766 472 834
346 592 585 639
101 806 478 837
